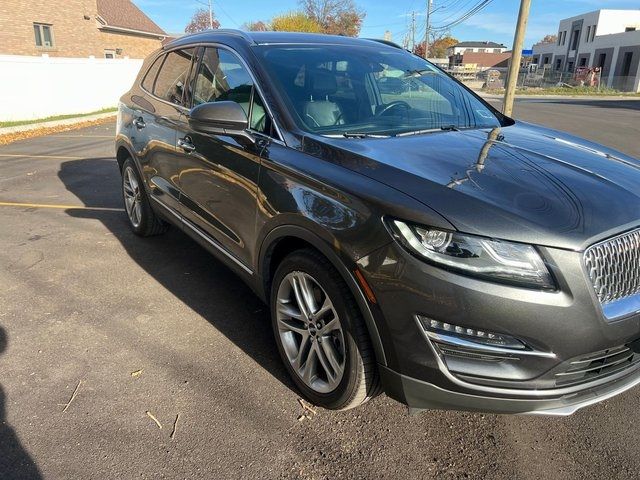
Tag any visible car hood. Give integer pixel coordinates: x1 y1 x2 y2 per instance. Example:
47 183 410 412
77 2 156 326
304 122 640 250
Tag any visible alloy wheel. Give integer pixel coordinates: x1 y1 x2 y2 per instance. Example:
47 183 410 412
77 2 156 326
276 271 346 393
123 166 142 228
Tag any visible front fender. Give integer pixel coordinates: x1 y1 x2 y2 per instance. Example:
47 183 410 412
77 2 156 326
258 224 389 367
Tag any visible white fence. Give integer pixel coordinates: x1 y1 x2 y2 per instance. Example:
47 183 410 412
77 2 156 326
0 55 143 122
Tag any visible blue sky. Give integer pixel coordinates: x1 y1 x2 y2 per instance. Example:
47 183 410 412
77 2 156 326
134 0 640 49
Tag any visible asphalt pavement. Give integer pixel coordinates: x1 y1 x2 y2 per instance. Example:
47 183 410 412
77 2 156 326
1 99 640 480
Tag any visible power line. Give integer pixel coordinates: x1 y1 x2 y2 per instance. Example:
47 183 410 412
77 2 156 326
433 0 476 23
430 0 494 31
215 1 241 27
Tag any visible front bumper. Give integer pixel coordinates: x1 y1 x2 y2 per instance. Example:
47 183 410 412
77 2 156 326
357 241 640 414
380 362 640 415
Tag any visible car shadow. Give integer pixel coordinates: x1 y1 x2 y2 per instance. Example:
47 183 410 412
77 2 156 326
57 157 292 390
0 326 43 479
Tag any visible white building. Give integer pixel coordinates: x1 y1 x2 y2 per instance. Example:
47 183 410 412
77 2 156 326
447 41 507 56
532 9 640 91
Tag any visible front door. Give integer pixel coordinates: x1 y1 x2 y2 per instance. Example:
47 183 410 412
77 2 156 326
177 46 275 269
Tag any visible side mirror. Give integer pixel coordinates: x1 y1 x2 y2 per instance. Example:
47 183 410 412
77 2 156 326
188 101 249 135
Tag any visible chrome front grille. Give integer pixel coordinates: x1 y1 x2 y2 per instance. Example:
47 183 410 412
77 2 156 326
584 228 640 304
555 345 639 387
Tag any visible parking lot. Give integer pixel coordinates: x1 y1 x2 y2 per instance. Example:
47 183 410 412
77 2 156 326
1 98 640 480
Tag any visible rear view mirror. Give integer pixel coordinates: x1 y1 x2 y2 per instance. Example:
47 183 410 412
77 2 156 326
188 101 249 134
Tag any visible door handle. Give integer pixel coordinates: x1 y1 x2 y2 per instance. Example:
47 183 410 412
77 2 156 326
178 137 196 153
133 117 146 129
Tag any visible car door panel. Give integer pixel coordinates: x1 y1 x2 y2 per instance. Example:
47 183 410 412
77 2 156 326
175 47 267 268
138 48 195 215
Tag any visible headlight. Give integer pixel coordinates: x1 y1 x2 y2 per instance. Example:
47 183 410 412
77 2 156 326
387 219 555 290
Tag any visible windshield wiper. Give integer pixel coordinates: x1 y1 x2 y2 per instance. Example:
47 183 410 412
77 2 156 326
396 125 460 137
341 132 391 138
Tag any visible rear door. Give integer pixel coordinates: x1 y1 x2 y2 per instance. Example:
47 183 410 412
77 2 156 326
176 46 278 269
138 47 196 214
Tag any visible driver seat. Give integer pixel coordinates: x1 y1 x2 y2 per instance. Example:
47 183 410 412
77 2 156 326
301 70 345 128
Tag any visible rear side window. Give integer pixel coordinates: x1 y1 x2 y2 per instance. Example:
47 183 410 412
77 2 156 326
153 48 195 105
141 55 163 92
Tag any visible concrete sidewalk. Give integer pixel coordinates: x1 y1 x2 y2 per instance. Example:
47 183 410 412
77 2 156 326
478 92 640 101
0 111 116 136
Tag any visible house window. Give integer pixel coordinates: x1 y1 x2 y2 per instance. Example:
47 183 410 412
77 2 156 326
104 49 116 59
586 26 591 42
591 25 596 41
493 48 501 53
555 58 562 70
622 52 634 76
597 53 607 73
571 30 580 50
557 33 562 45
562 31 567 45
478 48 486 53
33 23 54 48
626 27 637 32
579 57 587 67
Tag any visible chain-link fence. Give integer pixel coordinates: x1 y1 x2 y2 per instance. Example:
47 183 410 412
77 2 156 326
445 65 640 94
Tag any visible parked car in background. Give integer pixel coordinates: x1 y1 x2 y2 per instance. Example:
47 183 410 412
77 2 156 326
115 30 640 415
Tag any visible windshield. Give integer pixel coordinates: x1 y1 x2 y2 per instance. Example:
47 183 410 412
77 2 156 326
254 44 503 137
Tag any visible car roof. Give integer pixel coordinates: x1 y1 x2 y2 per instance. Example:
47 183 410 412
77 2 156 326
164 29 400 50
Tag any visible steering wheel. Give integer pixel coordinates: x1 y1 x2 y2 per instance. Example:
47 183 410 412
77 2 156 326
376 100 411 117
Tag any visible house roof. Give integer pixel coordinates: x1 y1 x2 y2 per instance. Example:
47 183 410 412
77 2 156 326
454 41 506 48
96 0 166 36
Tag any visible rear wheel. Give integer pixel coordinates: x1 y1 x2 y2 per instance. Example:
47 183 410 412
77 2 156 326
271 249 380 410
121 158 167 237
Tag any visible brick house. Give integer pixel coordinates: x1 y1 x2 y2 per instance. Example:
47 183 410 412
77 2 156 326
0 0 167 59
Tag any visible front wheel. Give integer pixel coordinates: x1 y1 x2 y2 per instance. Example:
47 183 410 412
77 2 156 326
270 249 380 410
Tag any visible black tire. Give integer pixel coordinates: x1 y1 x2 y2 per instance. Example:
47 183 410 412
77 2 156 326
270 248 381 410
121 158 167 237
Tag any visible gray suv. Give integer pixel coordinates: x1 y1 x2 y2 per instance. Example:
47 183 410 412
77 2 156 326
115 30 640 415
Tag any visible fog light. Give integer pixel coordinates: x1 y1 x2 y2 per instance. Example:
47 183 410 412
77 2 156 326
417 315 526 350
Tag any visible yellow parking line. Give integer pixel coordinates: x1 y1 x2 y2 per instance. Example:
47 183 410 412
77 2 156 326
0 153 84 160
0 201 123 212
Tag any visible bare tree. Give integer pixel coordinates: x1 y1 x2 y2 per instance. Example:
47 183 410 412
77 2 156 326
538 34 558 44
299 0 366 37
244 20 270 32
185 8 220 34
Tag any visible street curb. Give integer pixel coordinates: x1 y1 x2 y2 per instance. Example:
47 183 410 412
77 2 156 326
0 111 116 135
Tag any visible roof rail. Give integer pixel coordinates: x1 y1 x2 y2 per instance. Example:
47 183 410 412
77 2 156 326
163 29 256 49
365 38 404 49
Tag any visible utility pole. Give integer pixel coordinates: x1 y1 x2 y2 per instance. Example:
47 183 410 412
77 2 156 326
411 11 416 53
503 0 531 117
208 0 213 29
424 0 432 59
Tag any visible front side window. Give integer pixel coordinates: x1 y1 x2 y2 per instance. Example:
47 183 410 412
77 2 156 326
192 47 272 135
255 45 503 137
34 23 53 48
153 48 194 105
